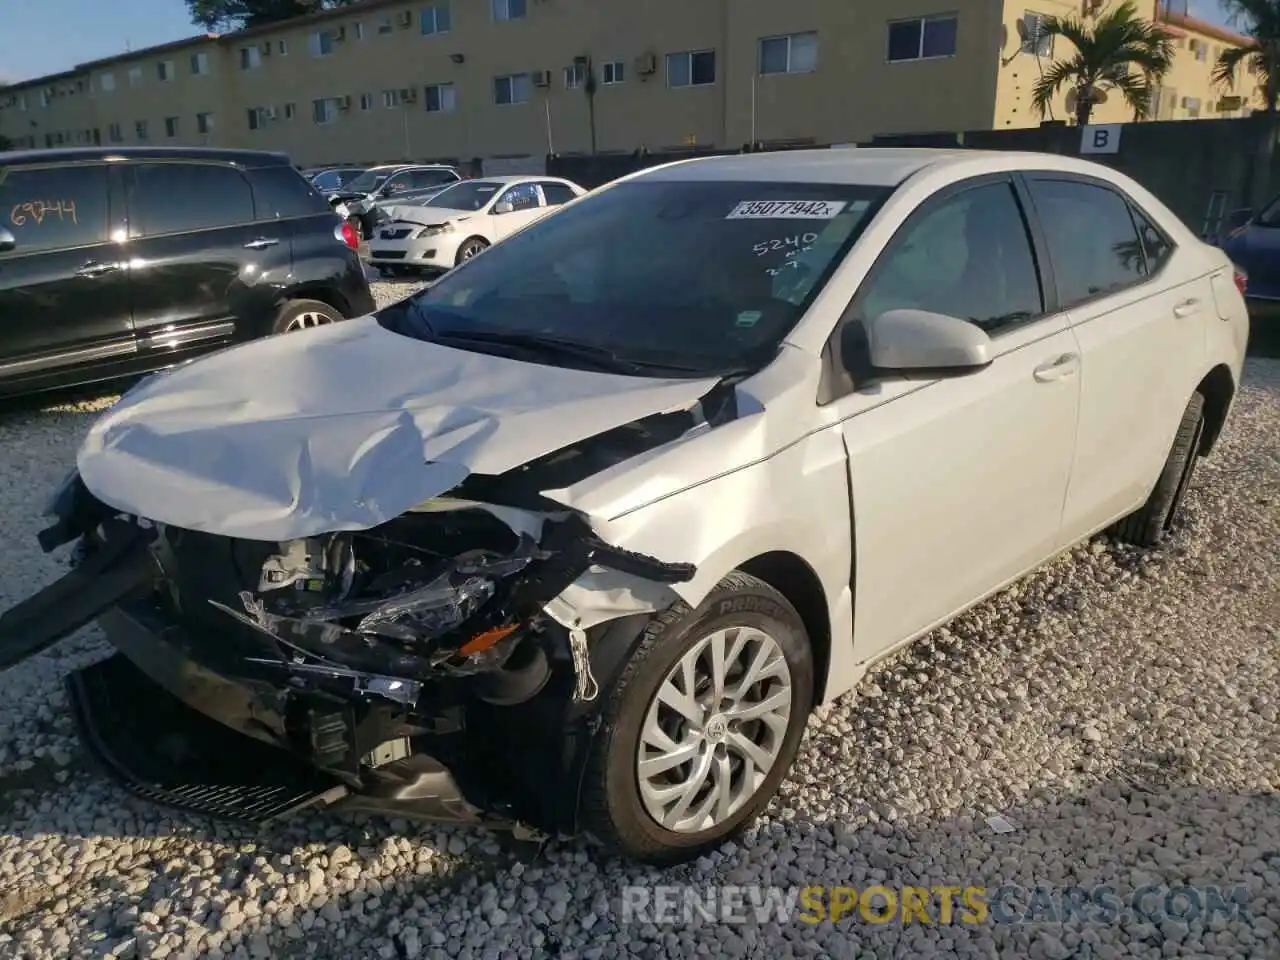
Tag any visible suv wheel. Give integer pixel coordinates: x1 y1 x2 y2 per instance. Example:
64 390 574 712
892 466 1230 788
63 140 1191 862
580 572 813 864
273 299 344 335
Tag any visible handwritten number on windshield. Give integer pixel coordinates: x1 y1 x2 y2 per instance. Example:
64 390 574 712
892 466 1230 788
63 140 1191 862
10 199 78 227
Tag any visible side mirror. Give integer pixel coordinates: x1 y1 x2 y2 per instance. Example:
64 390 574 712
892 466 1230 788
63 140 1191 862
493 199 514 215
0 226 15 253
856 308 993 376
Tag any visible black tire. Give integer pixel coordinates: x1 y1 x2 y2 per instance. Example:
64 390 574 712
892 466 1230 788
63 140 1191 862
454 236 489 266
579 571 814 865
1112 391 1206 547
272 299 345 335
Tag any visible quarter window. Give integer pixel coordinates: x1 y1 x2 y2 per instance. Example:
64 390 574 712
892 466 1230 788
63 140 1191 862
0 164 111 255
887 15 959 62
1028 179 1148 306
538 182 577 205
127 163 255 237
1132 207 1173 272
856 181 1043 333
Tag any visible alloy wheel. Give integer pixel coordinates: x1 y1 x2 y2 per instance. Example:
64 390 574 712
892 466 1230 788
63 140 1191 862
636 626 793 833
285 311 334 332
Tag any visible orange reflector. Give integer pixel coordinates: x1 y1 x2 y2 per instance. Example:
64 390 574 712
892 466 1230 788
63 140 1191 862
458 623 519 657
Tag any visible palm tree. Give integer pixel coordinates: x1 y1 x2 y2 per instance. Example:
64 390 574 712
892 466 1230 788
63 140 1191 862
1031 0 1176 126
1213 0 1280 113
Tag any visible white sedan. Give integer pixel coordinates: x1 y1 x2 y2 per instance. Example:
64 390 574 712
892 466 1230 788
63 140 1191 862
0 149 1248 865
367 175 587 273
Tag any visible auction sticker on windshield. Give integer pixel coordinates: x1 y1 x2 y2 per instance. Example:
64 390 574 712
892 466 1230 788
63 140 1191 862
726 200 847 220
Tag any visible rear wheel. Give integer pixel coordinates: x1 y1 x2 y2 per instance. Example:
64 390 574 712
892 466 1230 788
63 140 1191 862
580 572 813 865
1112 391 1206 547
454 236 489 265
272 299 344 335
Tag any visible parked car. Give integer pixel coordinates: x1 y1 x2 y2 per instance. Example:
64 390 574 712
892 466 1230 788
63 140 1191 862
368 175 586 274
1219 197 1279 316
308 166 369 193
0 149 1247 864
325 164 462 239
0 146 374 397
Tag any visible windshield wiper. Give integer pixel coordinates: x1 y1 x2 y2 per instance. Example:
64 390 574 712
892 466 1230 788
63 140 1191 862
431 330 651 374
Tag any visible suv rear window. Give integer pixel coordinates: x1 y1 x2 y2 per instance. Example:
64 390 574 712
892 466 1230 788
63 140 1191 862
0 164 110 255
247 166 334 220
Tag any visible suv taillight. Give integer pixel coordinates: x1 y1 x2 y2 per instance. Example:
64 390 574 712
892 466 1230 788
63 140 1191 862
335 220 359 250
1233 266 1248 296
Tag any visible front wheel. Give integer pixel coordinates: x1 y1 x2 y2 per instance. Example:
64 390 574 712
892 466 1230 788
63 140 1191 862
579 571 813 864
454 236 489 266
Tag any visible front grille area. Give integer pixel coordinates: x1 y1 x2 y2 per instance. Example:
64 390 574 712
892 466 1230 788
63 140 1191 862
370 249 406 260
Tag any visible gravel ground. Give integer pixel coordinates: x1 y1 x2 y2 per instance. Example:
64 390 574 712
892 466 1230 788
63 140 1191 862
0 297 1276 959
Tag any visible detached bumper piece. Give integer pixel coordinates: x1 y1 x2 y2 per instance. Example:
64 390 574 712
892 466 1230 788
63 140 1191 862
66 653 349 825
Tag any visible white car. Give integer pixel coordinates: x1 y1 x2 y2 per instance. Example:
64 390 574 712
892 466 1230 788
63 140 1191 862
367 175 587 273
0 149 1248 865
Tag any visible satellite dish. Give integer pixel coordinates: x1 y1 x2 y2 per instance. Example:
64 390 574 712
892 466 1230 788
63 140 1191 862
1093 88 1108 104
1015 19 1029 41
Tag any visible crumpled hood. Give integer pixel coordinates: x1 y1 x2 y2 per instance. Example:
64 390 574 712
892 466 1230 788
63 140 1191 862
77 317 718 542
379 205 471 228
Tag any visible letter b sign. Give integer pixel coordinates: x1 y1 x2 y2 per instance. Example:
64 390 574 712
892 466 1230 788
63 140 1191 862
1080 124 1123 155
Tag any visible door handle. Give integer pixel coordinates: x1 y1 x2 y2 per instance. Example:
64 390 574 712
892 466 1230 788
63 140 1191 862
243 238 280 250
1033 353 1080 382
1173 298 1201 318
75 261 120 279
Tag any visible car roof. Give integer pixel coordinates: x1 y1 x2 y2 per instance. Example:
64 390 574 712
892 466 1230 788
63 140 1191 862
0 146 293 169
468 174 574 184
634 147 1122 187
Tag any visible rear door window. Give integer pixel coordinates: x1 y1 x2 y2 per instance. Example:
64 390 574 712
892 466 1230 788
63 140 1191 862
1027 178 1148 307
127 162 255 237
538 182 578 206
0 164 111 255
409 169 459 189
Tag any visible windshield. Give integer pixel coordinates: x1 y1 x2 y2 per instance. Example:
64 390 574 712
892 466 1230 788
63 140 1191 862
345 169 394 193
377 179 888 376
426 180 503 211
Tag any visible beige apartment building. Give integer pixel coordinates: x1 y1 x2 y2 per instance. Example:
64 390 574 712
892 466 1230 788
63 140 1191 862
0 0 1262 166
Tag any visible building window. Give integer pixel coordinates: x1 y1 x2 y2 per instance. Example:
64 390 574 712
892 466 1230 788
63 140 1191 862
1182 95 1202 117
378 16 394 33
310 31 334 56
157 60 174 82
108 122 123 143
278 39 288 55
284 102 296 120
564 63 586 89
383 89 402 108
759 32 818 75
359 92 374 110
354 21 364 39
196 112 214 134
128 67 143 87
422 3 451 35
1019 12 1053 57
887 14 958 62
135 119 149 140
190 52 210 75
601 60 625 84
99 73 116 93
164 116 180 138
1191 39 1207 62
494 73 532 104
492 0 526 21
313 98 339 124
240 46 261 69
424 82 457 112
667 50 717 87
247 107 263 130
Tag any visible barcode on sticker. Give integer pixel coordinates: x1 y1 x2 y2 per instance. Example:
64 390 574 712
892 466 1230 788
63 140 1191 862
726 200 847 220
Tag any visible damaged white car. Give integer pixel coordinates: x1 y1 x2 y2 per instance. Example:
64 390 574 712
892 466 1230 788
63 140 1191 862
0 148 1248 864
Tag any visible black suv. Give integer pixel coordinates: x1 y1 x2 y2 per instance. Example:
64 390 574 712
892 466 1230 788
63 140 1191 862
0 147 376 397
